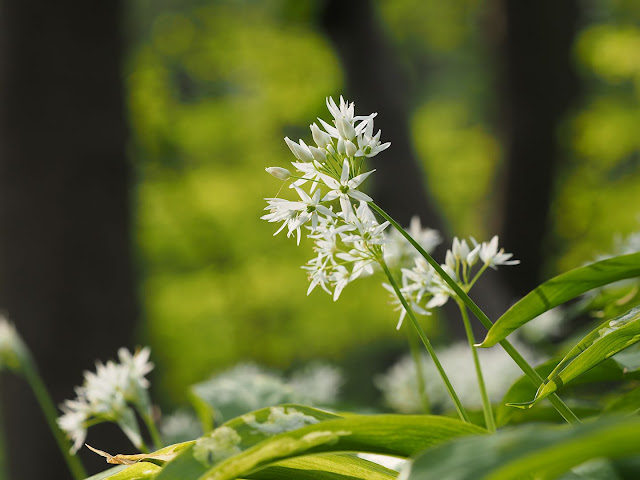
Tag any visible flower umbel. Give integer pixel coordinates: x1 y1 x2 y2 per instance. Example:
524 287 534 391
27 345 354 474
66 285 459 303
57 347 154 453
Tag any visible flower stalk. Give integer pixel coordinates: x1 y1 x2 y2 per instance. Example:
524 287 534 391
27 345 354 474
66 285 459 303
21 354 87 480
456 300 496 432
369 201 580 425
381 259 470 423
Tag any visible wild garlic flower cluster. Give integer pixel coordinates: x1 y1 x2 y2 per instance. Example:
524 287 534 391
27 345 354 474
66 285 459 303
263 96 391 300
57 347 154 453
389 236 519 329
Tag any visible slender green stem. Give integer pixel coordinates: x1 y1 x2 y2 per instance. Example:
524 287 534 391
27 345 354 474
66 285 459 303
381 259 470 423
21 355 87 480
457 301 496 433
142 411 163 451
370 201 581 425
406 326 431 414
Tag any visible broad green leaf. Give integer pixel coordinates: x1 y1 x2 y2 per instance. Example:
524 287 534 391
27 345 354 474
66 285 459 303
84 441 194 479
407 416 640 480
155 404 343 480
84 466 127 480
497 358 640 425
83 462 160 480
510 306 640 409
246 453 398 480
155 407 483 480
478 252 640 348
604 386 640 415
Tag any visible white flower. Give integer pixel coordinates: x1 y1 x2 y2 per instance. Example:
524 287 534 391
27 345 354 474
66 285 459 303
58 347 154 453
289 363 343 405
320 160 374 221
290 160 324 193
355 117 390 158
293 187 335 231
478 235 520 269
160 410 202 445
383 217 441 266
57 401 90 453
330 265 352 301
383 282 431 330
265 166 291 180
284 137 315 162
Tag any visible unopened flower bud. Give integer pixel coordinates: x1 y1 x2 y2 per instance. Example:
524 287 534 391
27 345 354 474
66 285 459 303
345 139 357 157
310 123 331 148
265 167 291 181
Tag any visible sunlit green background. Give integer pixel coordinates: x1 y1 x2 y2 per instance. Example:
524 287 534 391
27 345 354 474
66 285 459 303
126 0 640 404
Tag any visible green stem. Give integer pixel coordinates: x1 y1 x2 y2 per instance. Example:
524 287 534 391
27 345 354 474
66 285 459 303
21 355 87 480
370 201 581 425
142 410 163 451
406 326 431 414
381 259 470 423
457 301 496 433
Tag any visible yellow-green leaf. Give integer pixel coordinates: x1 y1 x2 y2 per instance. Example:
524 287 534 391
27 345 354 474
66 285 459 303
478 253 640 348
509 306 640 409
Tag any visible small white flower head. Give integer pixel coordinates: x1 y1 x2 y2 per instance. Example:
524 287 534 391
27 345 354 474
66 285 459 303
321 160 375 221
265 166 291 181
289 363 343 405
0 316 26 372
479 235 520 269
191 364 297 421
160 410 203 445
383 282 431 330
193 426 242 466
58 347 154 453
356 118 391 158
384 217 441 267
57 401 90 453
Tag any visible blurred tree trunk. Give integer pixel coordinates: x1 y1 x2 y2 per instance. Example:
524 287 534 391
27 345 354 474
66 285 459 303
319 0 512 330
493 0 581 296
0 1 136 478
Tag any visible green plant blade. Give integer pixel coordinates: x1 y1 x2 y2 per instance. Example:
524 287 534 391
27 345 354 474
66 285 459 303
407 416 640 480
509 306 640 409
496 358 637 426
245 453 398 480
153 404 342 479
478 252 640 348
154 409 483 480
83 463 160 480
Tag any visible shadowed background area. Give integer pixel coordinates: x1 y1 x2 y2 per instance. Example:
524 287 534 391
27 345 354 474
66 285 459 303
0 0 639 477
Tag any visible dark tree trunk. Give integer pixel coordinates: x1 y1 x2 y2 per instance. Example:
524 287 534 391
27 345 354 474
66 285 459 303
319 0 512 329
0 1 136 478
494 0 581 296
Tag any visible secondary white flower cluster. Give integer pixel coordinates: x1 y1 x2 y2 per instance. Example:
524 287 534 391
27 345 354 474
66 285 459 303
263 96 391 300
389 235 519 329
57 347 154 453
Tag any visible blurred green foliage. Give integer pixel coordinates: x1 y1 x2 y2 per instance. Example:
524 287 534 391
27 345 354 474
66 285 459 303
126 0 640 404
